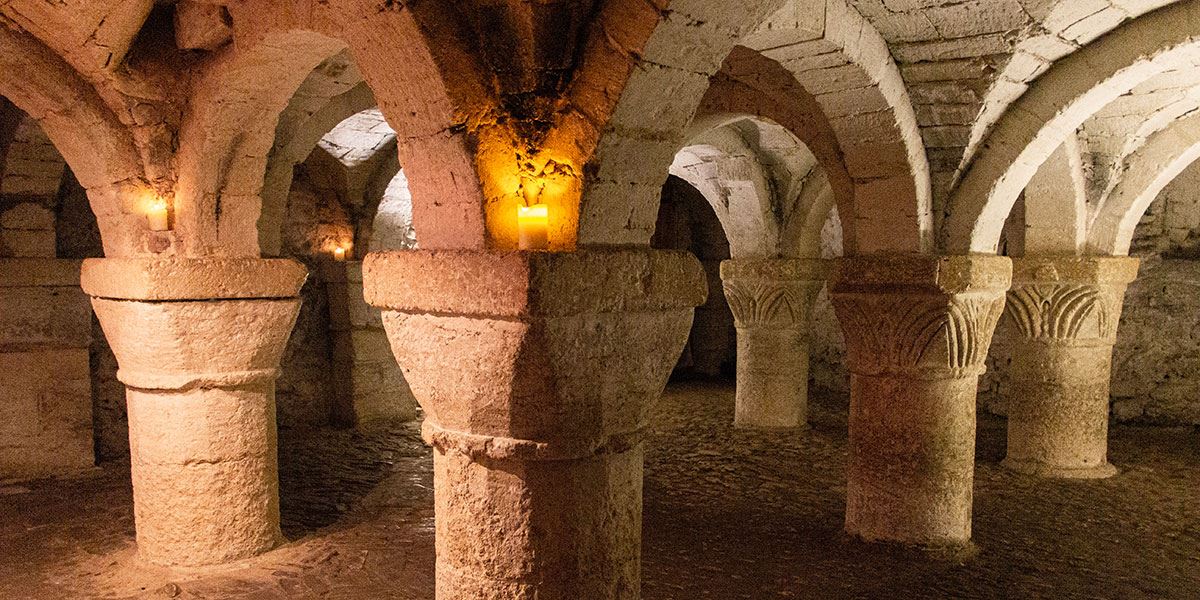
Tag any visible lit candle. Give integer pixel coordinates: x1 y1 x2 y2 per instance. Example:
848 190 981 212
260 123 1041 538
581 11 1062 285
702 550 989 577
333 246 348 262
517 203 549 250
147 198 169 232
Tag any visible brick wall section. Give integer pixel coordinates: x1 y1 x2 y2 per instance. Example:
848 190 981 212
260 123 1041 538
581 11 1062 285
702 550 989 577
1 117 66 258
0 259 95 478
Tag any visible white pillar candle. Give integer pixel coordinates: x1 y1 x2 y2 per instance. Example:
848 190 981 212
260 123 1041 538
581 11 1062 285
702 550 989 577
517 203 549 250
147 199 169 231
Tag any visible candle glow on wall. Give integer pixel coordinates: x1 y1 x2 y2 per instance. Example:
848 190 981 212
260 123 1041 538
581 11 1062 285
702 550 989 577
477 135 582 251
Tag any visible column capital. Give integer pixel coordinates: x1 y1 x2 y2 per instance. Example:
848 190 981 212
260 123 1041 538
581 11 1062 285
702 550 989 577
719 258 826 328
80 257 308 301
830 254 1011 379
1007 255 1139 344
364 248 706 458
365 248 705 319
81 257 307 391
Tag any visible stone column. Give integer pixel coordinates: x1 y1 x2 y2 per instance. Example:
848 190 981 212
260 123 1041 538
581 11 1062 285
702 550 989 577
1002 256 1139 478
364 249 704 600
830 255 1010 546
322 260 418 427
720 258 826 429
80 258 307 567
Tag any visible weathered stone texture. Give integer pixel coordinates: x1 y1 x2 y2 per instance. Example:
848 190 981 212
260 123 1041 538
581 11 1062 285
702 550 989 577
365 248 705 598
831 254 1010 546
0 348 93 478
0 258 94 478
1107 258 1200 424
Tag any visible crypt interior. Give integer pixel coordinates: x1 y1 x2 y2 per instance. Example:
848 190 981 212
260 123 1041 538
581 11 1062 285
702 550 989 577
0 0 1199 598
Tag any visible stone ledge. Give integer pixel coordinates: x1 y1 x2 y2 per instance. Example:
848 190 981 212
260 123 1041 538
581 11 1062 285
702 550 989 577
1011 256 1139 285
81 258 308 300
364 249 707 317
0 258 82 287
719 257 828 281
830 254 1012 294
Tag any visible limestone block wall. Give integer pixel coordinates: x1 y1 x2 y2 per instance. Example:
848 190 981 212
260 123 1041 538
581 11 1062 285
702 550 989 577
1108 259 1200 424
0 259 94 478
275 161 418 430
323 261 417 426
0 115 100 475
0 117 66 258
276 268 338 429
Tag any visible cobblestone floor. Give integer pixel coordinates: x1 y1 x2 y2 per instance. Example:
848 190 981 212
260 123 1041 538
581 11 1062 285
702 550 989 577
1 381 1197 599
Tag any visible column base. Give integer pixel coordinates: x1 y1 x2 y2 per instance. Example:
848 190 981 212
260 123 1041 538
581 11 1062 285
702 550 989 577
1001 456 1118 479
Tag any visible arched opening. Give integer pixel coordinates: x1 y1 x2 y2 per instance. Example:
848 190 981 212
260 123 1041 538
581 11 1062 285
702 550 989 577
249 56 428 537
651 175 735 380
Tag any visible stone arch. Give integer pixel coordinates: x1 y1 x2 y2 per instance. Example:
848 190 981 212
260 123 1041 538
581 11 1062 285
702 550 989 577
1089 112 1200 255
671 115 834 260
695 49 854 251
742 0 931 253
180 0 489 255
945 0 1200 254
568 0 793 248
1093 74 1200 202
961 0 1193 189
575 0 928 254
259 73 376 256
172 29 349 257
0 26 144 257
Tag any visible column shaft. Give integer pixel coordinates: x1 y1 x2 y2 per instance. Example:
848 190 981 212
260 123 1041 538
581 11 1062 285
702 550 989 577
721 258 825 429
432 442 642 597
1002 256 1138 478
124 379 280 564
831 255 1010 546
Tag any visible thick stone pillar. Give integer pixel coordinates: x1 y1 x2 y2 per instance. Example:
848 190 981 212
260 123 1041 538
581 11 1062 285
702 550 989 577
830 255 1010 546
1002 256 1139 478
364 249 705 600
80 258 307 566
720 258 826 429
322 261 418 427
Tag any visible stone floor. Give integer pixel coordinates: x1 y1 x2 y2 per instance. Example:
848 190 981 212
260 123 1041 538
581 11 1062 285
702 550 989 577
1 381 1197 599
